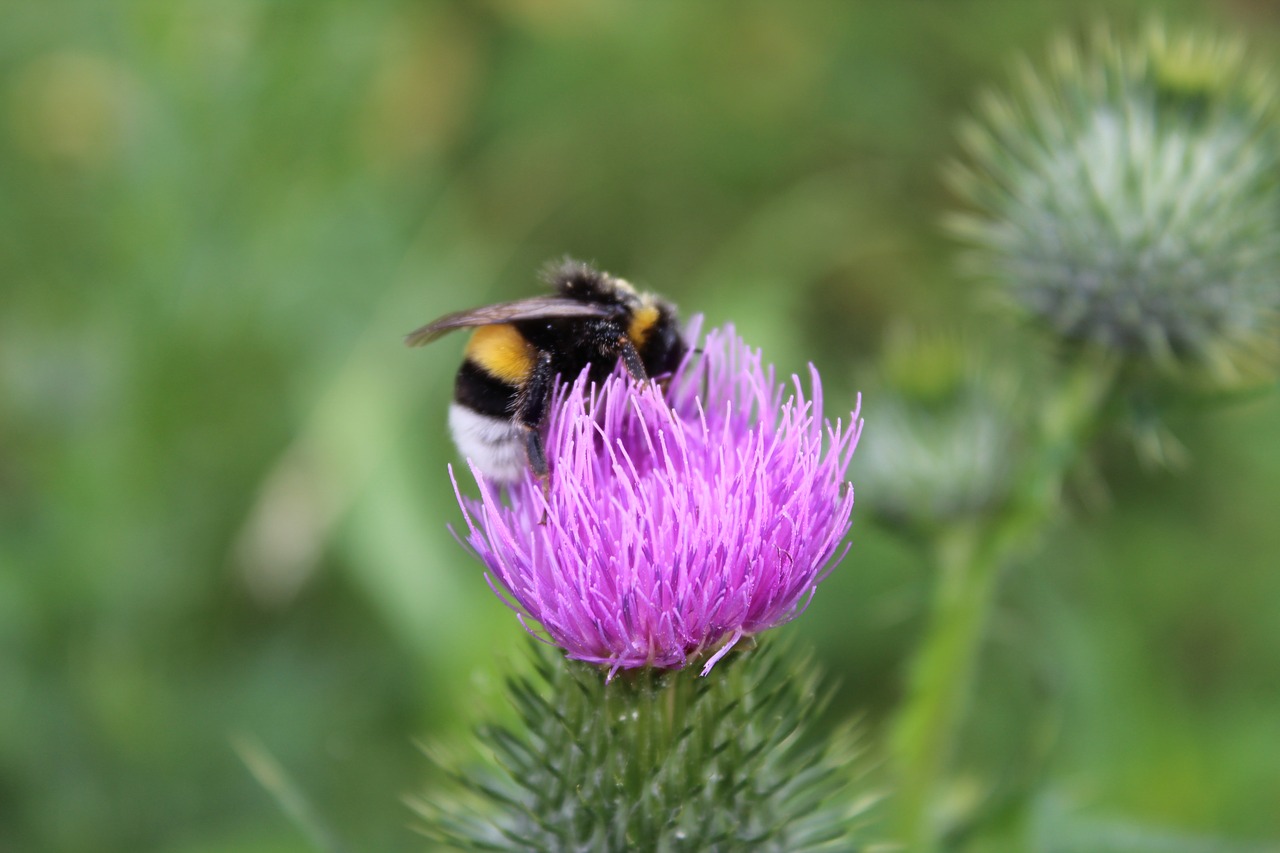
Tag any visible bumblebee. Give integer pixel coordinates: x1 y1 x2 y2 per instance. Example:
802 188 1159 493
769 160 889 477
406 259 686 482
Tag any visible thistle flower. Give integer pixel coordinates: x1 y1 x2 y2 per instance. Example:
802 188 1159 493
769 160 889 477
451 322 861 676
948 25 1280 383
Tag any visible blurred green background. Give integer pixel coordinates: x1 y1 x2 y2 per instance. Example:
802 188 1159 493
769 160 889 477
4 1 1280 850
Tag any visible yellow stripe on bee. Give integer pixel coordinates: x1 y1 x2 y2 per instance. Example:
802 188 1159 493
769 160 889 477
466 324 536 384
627 303 660 346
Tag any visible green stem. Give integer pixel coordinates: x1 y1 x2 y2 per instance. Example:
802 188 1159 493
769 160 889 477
890 354 1117 852
891 522 994 852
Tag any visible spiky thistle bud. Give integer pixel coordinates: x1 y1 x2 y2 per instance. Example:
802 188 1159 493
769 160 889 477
855 326 1027 533
947 25 1280 384
413 641 881 851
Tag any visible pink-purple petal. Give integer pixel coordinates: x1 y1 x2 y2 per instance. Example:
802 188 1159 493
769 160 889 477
452 324 862 674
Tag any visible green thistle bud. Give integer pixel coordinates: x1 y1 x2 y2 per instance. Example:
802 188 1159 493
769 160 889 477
856 326 1028 532
413 641 881 852
947 25 1280 384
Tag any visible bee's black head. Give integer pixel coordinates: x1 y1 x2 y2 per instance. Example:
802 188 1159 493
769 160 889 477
641 300 688 378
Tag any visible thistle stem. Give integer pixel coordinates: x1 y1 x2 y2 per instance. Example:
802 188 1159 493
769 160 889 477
891 354 1117 852
890 522 993 852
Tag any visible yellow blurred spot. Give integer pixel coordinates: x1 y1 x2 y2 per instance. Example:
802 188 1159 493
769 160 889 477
8 51 136 170
880 324 971 404
359 9 481 174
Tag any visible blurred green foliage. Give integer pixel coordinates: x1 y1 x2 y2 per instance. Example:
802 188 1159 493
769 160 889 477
3 1 1279 851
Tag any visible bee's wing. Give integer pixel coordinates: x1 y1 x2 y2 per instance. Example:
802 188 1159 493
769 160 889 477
404 297 611 347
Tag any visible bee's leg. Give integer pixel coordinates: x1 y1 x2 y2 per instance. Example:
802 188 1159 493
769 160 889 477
617 336 649 384
521 426 548 481
586 318 650 383
521 424 551 524
514 350 556 484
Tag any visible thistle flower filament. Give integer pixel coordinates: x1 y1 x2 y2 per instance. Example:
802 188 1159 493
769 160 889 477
451 323 861 676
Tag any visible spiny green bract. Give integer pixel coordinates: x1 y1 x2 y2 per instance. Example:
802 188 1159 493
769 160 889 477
412 641 881 852
947 24 1280 385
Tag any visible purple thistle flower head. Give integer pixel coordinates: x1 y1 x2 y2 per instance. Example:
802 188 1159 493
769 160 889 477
450 321 862 677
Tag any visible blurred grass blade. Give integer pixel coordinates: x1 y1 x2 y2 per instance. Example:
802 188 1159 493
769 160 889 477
231 166 559 607
232 734 353 853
